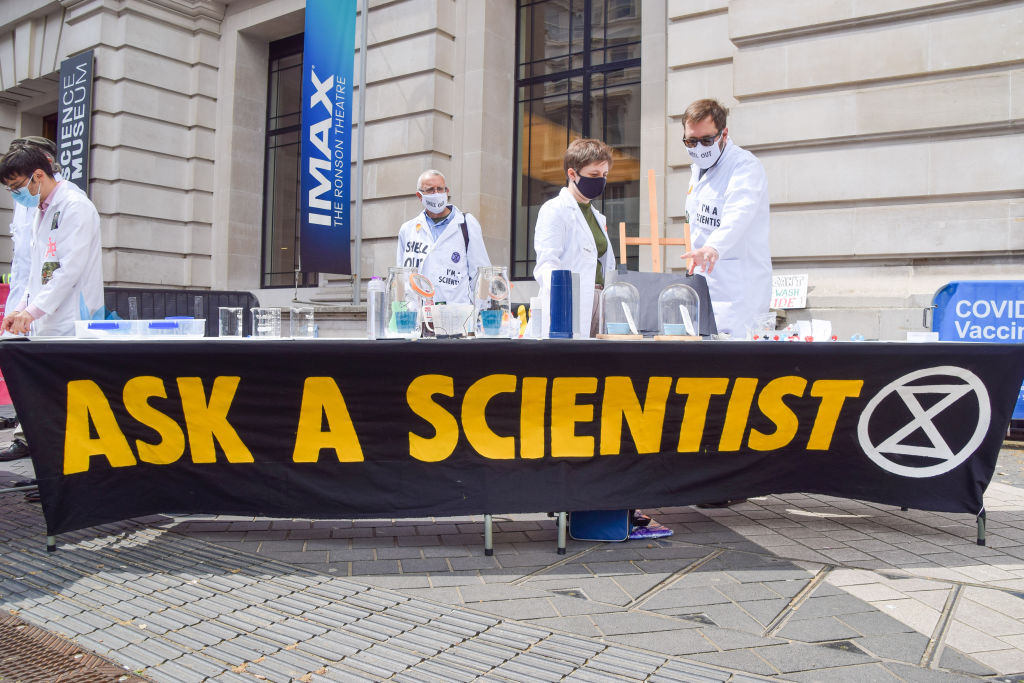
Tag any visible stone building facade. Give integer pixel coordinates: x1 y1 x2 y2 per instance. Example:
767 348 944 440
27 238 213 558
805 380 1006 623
0 0 1020 338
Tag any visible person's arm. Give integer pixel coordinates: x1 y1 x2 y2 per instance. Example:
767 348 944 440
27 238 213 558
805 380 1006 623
702 157 767 259
465 214 491 300
533 200 566 292
596 212 616 286
396 224 406 267
26 199 100 317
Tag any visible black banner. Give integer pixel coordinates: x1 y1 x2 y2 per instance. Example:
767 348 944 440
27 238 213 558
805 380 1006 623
57 50 94 195
1 339 1022 536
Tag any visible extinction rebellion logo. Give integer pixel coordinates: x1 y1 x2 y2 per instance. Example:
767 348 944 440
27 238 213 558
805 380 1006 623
857 366 990 478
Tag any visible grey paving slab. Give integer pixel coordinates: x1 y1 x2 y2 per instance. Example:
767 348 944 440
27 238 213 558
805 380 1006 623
881 661 987 682
14 451 1024 683
775 615 863 642
785 662 905 682
753 642 877 673
604 628 719 655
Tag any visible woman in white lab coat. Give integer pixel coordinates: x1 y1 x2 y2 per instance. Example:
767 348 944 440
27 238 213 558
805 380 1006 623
533 139 617 338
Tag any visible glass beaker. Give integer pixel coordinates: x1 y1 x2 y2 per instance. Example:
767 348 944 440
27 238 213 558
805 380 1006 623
290 307 315 338
658 283 700 337
251 307 282 337
599 281 640 336
385 267 433 340
474 266 511 338
218 307 243 337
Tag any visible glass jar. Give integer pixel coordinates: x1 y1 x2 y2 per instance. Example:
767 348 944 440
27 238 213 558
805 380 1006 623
599 281 640 336
385 267 434 339
474 265 511 338
657 283 700 337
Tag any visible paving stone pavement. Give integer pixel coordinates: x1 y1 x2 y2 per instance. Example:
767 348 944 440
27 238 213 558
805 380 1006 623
6 440 1024 681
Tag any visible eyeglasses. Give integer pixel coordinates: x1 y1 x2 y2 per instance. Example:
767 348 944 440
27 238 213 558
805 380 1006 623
3 176 30 193
681 131 722 148
418 186 448 195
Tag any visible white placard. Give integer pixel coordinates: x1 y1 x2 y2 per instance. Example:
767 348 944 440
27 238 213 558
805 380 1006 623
772 274 808 309
679 305 696 336
621 302 638 335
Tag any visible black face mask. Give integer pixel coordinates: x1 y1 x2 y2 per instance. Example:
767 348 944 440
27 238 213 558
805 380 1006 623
573 172 606 200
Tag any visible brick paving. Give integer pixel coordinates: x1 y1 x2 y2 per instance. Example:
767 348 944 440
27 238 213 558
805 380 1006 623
5 438 1024 680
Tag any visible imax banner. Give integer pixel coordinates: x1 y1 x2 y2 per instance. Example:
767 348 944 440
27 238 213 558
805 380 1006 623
2 340 1022 537
300 0 356 274
57 50 94 195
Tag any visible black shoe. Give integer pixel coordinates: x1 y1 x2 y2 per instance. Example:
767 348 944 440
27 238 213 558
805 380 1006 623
0 440 30 462
697 499 748 509
0 416 17 428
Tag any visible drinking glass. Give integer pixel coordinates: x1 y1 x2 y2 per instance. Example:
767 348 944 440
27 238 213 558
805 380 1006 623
218 307 243 337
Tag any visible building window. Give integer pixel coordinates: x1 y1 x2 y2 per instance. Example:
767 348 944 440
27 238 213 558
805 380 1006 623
261 34 317 288
512 0 642 279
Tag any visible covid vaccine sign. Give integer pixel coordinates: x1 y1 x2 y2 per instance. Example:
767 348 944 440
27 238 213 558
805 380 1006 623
933 280 1024 419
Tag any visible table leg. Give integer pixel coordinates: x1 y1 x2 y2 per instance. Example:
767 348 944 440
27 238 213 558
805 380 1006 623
483 514 493 556
977 510 986 546
557 512 567 554
46 535 56 553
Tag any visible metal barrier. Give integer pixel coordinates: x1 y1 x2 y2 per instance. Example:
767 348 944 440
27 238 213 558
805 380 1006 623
103 288 261 339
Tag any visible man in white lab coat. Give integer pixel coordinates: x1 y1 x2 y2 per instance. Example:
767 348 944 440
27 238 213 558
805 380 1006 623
533 138 618 338
396 170 490 305
0 145 104 464
680 99 771 337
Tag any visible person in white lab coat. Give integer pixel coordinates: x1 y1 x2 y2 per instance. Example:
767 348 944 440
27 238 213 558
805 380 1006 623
396 170 490 305
680 99 771 337
0 145 103 467
533 138 617 338
5 136 80 333
0 145 104 337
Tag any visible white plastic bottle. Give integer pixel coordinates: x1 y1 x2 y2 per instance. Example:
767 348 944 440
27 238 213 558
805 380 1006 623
366 277 386 339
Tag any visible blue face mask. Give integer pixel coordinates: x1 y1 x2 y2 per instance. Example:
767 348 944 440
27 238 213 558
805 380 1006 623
10 176 40 209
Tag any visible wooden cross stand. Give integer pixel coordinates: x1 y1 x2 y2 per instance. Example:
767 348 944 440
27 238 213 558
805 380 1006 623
610 169 701 341
618 169 692 273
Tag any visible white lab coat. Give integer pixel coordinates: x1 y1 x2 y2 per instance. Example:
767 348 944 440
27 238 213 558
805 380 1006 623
533 187 617 338
686 140 772 336
396 206 490 305
6 172 76 320
8 203 32 317
22 181 104 337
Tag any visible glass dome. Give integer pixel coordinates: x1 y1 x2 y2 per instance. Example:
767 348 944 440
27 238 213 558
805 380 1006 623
474 265 512 338
657 283 700 337
599 281 640 336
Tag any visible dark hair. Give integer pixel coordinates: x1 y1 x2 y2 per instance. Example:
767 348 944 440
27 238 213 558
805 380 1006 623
11 136 60 173
683 99 729 131
0 145 54 185
12 135 57 157
563 138 614 175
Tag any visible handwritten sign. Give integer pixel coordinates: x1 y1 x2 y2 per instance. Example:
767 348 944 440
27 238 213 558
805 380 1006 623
772 274 808 309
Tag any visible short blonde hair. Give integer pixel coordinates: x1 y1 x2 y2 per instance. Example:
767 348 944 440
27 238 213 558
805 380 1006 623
563 138 613 174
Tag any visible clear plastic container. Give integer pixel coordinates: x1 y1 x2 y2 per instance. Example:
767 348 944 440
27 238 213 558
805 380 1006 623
599 281 641 336
139 317 206 338
657 283 700 337
75 318 206 339
75 319 135 339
